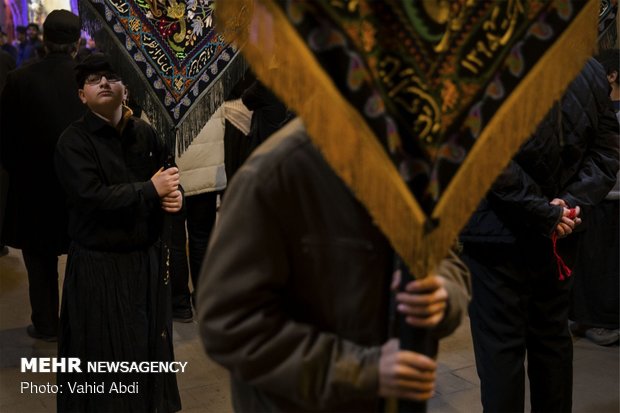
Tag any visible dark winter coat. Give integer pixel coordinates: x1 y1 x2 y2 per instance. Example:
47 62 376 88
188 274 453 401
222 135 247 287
0 53 86 253
241 79 288 155
55 110 182 413
461 59 619 244
198 118 471 412
55 111 166 252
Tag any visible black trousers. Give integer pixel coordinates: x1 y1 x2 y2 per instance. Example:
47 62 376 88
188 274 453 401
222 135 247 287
570 200 619 329
186 191 218 288
168 210 190 310
21 248 59 336
463 241 574 413
169 191 218 308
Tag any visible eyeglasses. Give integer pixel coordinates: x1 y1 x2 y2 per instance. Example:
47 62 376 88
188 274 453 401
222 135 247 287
84 73 122 85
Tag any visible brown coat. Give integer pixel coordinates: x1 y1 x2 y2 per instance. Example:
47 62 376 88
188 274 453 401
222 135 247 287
197 119 471 412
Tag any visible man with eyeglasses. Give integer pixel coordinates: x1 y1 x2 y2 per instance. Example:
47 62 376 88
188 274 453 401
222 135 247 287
0 9 85 343
54 53 182 412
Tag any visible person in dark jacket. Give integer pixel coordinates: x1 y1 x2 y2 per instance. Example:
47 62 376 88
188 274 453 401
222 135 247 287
223 70 255 182
17 22 42 66
0 9 85 341
54 53 182 412
569 48 620 346
240 76 288 162
198 118 471 412
0 29 17 61
460 58 619 412
12 25 25 50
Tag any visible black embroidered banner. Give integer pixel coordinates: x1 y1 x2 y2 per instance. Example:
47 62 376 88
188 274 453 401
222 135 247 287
279 0 592 212
80 0 246 153
217 0 598 278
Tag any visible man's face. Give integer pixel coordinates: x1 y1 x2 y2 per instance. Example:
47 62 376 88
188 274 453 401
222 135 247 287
26 26 39 41
78 71 127 113
16 32 25 42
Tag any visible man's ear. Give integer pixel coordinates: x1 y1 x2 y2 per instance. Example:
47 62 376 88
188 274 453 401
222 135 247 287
608 70 619 85
78 89 87 104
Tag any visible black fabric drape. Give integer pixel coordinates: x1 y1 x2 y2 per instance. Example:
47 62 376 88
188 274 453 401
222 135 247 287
57 243 180 412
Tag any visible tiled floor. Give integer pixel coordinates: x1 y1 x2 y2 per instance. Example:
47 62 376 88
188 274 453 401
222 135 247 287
0 248 618 412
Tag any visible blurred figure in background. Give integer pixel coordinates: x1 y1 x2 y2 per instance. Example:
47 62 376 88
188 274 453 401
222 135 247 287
0 10 85 342
222 70 255 183
240 77 288 164
569 48 620 346
12 26 26 52
0 30 15 258
0 28 17 61
17 22 42 66
76 36 98 62
0 40 15 91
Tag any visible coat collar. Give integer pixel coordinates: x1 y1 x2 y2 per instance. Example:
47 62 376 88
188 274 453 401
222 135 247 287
83 110 111 133
42 52 74 62
83 108 134 135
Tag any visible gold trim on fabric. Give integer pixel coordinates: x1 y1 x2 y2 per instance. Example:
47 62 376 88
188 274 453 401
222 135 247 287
217 0 598 278
425 0 599 273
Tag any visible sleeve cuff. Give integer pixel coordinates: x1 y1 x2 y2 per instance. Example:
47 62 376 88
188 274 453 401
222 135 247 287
431 251 471 339
142 181 159 202
359 346 381 395
546 204 564 237
432 279 467 339
560 195 576 208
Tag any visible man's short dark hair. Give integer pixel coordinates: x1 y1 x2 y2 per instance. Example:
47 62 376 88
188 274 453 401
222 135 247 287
596 49 620 84
16 26 26 34
26 23 40 32
44 40 79 55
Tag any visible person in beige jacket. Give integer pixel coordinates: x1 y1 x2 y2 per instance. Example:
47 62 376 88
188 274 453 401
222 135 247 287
171 106 227 319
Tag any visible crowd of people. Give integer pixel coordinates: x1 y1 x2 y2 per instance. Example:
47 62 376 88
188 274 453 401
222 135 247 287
0 17 97 77
0 7 617 413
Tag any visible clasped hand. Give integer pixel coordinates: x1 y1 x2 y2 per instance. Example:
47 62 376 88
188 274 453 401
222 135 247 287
161 190 182 213
377 270 449 401
379 338 436 402
550 198 582 238
151 167 182 213
391 269 448 328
